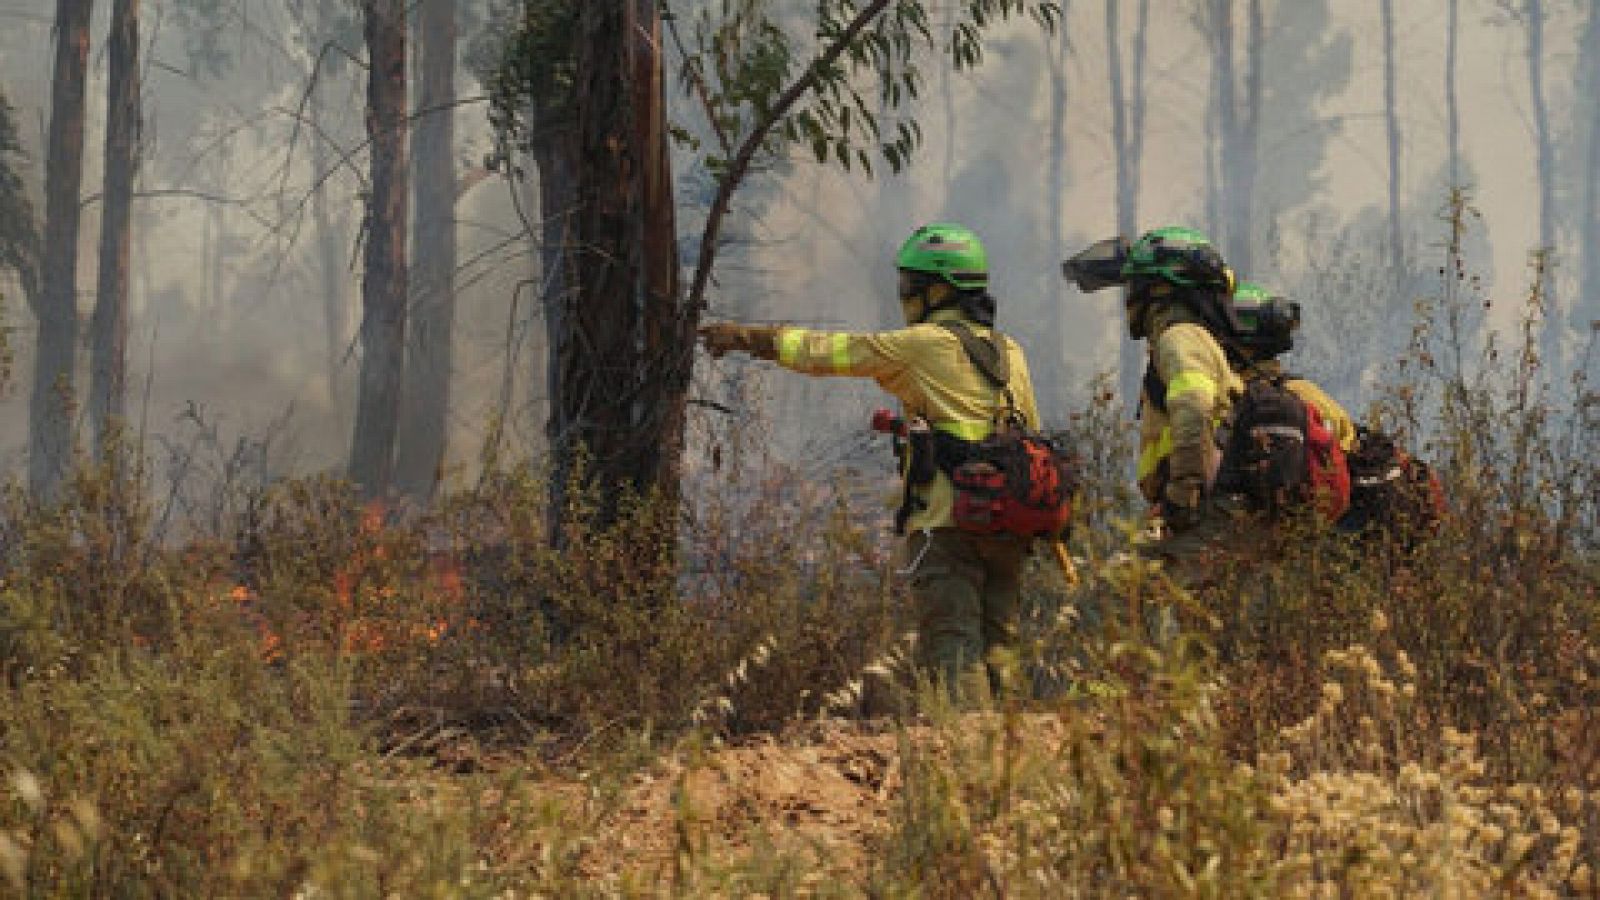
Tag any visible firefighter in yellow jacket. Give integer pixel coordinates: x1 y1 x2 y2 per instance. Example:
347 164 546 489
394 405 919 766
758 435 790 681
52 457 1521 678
1112 227 1245 554
1227 280 1357 453
699 222 1043 696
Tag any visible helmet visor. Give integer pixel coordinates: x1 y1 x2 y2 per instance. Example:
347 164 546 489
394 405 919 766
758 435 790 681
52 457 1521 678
898 269 933 300
1062 237 1131 292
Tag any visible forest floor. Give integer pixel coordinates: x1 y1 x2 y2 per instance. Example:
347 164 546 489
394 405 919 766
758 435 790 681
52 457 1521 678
436 713 1074 889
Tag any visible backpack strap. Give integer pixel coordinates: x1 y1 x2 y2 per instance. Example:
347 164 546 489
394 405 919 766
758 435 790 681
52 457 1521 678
940 321 1008 386
940 321 1019 413
1142 360 1168 415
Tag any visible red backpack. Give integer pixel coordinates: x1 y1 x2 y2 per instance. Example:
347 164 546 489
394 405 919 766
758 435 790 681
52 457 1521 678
935 323 1078 538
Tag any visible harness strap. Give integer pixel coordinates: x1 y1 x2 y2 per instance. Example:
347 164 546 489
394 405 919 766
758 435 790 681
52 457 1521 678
940 321 1018 413
889 321 1016 534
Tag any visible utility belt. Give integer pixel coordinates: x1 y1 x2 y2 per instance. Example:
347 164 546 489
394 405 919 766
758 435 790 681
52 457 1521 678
894 426 967 533
892 421 1075 539
875 321 1076 540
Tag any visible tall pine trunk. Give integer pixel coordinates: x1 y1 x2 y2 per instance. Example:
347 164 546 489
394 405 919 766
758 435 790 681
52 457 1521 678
1580 2 1600 340
31 0 95 500
1236 0 1262 276
1207 0 1260 276
533 121 579 488
1446 0 1461 190
395 0 458 503
348 0 409 500
562 0 682 528
1107 0 1150 413
1526 0 1559 371
90 0 139 458
310 78 350 425
1379 0 1403 277
1040 13 1065 423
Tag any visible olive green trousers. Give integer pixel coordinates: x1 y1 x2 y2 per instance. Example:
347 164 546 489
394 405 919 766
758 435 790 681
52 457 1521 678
903 528 1031 696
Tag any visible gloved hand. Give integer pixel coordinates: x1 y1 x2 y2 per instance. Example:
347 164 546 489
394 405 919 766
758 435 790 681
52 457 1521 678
698 322 779 360
1162 475 1208 532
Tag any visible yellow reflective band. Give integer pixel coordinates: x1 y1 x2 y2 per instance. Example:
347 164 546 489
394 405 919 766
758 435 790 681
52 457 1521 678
934 420 991 441
776 328 805 366
1165 371 1217 405
830 333 852 372
1137 427 1174 481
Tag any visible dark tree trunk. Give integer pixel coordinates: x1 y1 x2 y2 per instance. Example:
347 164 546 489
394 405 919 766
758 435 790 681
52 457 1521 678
395 0 458 504
1379 0 1403 276
30 0 95 500
534 120 580 491
90 0 139 458
561 0 683 528
348 0 409 501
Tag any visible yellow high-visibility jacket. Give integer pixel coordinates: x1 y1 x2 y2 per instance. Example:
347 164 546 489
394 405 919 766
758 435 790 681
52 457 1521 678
774 307 1042 532
1136 306 1243 504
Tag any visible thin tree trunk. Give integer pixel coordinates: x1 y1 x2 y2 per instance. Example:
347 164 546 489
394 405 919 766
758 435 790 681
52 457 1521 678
1210 0 1236 262
1108 0 1149 412
91 0 139 458
1446 0 1461 190
395 0 458 503
1380 0 1403 276
1040 13 1065 423
348 0 409 501
207 146 228 335
310 78 350 424
563 0 681 527
1581 3 1600 340
31 0 95 500
1236 0 1262 276
1526 0 1559 370
1207 0 1260 276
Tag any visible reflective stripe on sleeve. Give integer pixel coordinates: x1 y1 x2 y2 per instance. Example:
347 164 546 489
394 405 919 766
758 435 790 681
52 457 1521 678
829 333 852 372
776 328 805 366
1165 371 1216 406
1137 427 1174 481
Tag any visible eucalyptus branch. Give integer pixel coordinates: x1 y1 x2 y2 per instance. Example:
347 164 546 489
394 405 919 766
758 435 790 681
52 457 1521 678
686 0 893 311
662 2 733 159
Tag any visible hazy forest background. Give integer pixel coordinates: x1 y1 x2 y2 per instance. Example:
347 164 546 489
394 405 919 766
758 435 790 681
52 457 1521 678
0 0 1594 506
1 2 1599 894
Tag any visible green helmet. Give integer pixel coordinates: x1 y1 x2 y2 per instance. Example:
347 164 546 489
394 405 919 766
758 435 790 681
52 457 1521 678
896 223 988 290
1231 280 1301 358
1122 226 1234 291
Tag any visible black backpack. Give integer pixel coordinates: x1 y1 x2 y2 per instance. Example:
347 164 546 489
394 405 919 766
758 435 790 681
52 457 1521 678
1214 374 1351 521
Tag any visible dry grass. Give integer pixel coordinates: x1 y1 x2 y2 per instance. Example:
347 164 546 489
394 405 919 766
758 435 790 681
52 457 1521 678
1 210 1598 895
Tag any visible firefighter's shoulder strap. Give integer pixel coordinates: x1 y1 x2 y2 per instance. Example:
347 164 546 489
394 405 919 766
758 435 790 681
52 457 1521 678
939 321 1018 412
